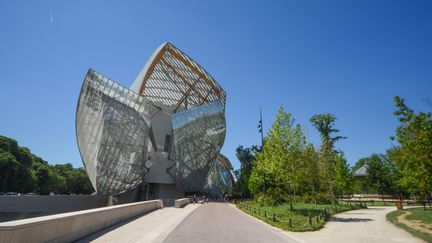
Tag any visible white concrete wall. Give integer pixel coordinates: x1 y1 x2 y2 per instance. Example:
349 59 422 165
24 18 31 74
0 195 108 213
174 198 190 208
145 107 176 184
0 200 163 243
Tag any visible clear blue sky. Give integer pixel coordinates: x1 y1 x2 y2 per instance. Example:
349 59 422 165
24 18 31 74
1 1 431 170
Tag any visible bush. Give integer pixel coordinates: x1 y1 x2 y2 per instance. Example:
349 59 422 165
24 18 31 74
298 192 334 204
255 187 287 206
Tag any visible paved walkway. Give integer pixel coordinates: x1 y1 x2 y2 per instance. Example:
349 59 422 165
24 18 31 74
289 207 424 243
77 204 424 243
163 202 297 243
76 204 200 243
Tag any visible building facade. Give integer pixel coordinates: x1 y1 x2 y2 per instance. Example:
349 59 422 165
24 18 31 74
76 42 234 199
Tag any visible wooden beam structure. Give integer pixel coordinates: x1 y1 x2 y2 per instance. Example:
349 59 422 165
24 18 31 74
136 42 225 110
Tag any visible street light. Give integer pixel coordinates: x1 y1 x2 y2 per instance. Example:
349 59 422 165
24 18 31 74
258 108 265 193
258 108 264 150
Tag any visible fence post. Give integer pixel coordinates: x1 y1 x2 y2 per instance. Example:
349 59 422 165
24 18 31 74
273 214 276 222
316 215 319 223
264 211 267 218
308 216 312 225
288 218 292 228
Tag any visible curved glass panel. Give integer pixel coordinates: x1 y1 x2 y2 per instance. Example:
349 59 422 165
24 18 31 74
76 70 156 195
171 101 226 192
205 155 235 195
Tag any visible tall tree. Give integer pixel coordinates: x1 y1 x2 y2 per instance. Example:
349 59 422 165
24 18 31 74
333 152 354 198
235 145 258 198
392 96 432 200
310 113 346 200
249 106 307 203
310 114 346 151
302 144 321 202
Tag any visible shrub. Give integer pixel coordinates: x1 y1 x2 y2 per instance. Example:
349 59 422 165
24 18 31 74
313 192 334 204
255 187 287 206
297 192 333 204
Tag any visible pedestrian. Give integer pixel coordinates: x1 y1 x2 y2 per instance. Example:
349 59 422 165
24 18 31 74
203 195 207 204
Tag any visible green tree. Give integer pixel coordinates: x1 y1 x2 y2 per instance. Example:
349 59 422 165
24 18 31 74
53 163 94 194
365 154 397 198
310 113 346 200
333 152 354 198
0 152 20 191
392 96 432 201
0 135 94 195
234 145 258 198
67 168 94 194
15 147 37 192
302 144 321 203
310 114 346 151
353 153 398 196
249 106 308 204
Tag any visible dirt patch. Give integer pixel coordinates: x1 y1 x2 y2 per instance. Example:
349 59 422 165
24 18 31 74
396 211 432 234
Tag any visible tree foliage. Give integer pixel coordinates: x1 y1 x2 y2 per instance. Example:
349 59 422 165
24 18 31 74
242 96 432 206
392 96 432 197
246 106 351 205
234 145 259 198
333 152 354 197
310 114 346 151
0 135 94 194
354 153 398 196
310 113 347 200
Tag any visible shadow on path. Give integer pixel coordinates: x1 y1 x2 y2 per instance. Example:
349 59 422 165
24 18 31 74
329 216 373 223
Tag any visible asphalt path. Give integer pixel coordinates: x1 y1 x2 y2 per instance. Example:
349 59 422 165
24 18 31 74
162 202 297 243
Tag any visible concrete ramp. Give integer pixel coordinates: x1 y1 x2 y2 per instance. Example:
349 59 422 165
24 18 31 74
77 204 200 243
0 200 163 243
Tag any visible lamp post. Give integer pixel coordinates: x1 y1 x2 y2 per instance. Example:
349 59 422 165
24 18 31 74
258 108 264 149
258 108 265 193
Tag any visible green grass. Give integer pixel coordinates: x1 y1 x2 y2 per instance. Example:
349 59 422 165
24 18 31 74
386 208 432 242
405 208 432 224
237 201 362 232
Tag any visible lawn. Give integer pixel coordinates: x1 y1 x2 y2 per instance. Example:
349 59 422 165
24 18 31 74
237 201 363 231
386 208 432 242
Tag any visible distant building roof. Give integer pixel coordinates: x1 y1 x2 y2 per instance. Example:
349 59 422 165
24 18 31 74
354 165 367 177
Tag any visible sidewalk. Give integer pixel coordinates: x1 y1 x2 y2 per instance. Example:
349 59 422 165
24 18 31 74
76 204 200 243
288 207 423 243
